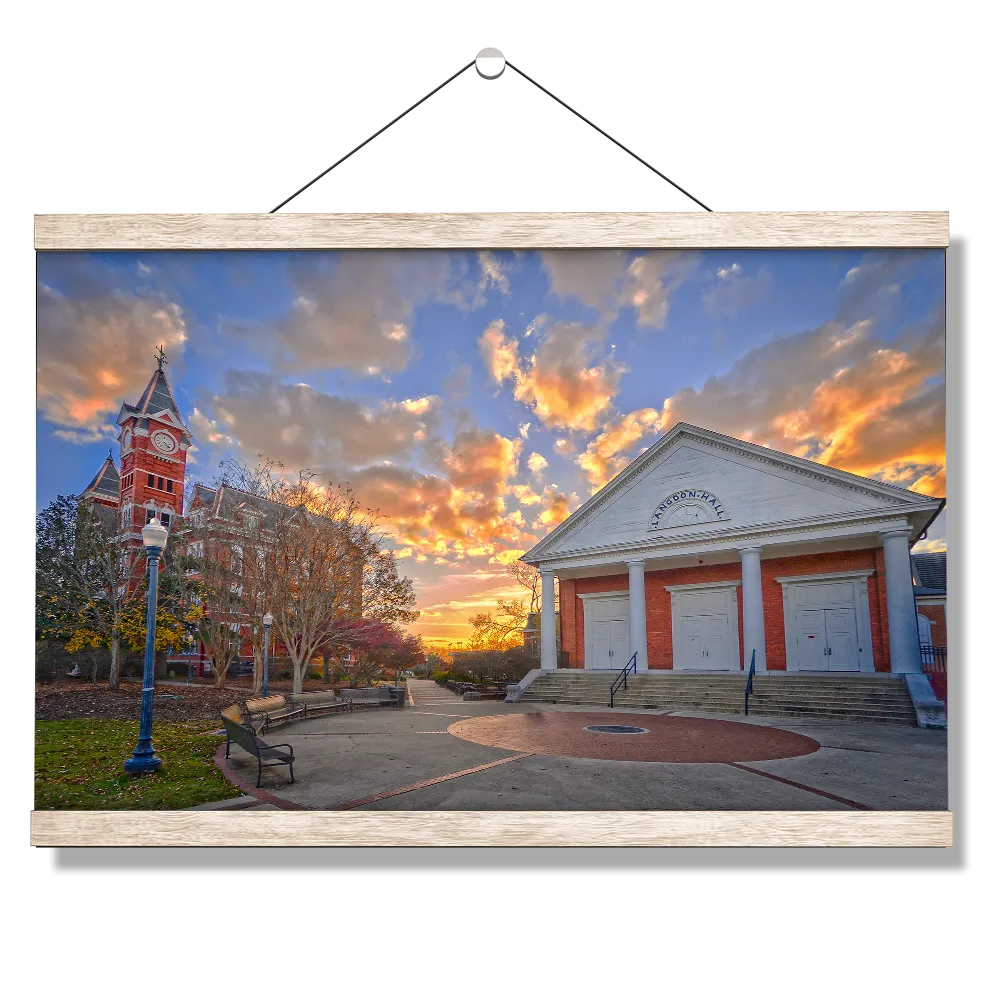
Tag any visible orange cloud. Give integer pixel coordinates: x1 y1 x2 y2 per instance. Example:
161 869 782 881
660 308 945 496
37 271 187 436
577 407 661 490
479 318 625 433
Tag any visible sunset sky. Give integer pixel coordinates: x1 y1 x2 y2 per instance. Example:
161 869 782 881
36 248 946 647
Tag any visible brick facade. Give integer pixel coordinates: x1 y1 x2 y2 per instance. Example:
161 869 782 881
559 547 892 672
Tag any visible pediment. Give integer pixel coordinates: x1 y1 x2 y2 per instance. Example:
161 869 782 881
525 424 941 562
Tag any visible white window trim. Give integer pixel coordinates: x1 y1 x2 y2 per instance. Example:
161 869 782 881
778 571 875 673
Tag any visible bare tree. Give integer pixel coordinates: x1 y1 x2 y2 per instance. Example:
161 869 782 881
215 458 417 695
508 559 541 613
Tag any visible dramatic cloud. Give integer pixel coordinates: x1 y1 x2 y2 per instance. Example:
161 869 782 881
197 372 531 564
202 371 441 470
660 305 945 494
532 486 580 531
479 318 625 432
541 250 696 327
576 408 661 489
36 260 188 436
229 252 466 376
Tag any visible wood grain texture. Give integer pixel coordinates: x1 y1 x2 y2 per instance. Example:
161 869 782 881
31 810 952 847
34 212 949 250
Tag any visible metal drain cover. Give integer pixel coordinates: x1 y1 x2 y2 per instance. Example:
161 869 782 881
584 724 649 735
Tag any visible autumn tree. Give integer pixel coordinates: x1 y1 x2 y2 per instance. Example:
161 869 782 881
214 458 418 695
333 621 423 687
36 495 151 690
468 598 528 651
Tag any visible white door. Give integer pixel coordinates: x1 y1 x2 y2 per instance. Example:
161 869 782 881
609 618 630 671
825 608 860 671
794 608 827 670
703 614 730 664
671 587 738 671
788 585 862 672
678 613 707 669
586 599 631 669
592 619 611 668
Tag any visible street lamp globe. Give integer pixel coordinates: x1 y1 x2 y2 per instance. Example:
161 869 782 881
142 516 169 551
262 612 274 627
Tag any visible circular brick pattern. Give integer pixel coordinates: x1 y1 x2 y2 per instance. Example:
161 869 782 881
449 712 820 763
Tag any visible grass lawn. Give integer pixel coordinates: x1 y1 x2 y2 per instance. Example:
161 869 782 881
35 719 240 810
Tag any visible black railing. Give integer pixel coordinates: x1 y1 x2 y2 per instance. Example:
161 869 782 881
920 645 947 673
609 651 638 708
744 649 756 716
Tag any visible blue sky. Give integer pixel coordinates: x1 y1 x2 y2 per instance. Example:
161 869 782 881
36 248 945 644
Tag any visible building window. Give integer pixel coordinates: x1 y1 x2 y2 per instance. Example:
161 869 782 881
147 474 154 488
166 480 173 494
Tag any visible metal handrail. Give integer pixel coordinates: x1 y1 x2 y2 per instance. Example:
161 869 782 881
609 651 638 708
744 649 756 716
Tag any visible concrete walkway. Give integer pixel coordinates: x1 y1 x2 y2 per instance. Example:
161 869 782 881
215 696 947 812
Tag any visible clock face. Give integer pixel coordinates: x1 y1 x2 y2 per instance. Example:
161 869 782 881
151 430 177 455
122 429 132 450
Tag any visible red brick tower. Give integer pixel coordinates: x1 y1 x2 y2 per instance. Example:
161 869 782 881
113 347 192 540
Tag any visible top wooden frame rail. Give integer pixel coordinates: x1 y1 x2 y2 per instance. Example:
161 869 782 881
34 212 949 251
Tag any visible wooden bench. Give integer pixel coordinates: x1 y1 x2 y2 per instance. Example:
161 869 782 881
221 703 262 748
221 715 295 788
243 695 305 733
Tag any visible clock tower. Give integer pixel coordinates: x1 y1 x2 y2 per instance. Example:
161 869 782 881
114 347 192 541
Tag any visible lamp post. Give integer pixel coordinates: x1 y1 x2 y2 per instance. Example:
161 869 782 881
124 516 169 775
262 612 273 697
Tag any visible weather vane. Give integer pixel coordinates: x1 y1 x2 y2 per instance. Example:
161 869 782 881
154 345 167 371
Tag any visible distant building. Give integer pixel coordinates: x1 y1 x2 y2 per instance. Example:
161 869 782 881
78 354 361 680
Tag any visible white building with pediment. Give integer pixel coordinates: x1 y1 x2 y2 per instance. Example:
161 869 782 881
521 423 945 683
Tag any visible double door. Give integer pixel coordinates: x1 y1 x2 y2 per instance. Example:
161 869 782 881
679 612 732 667
592 616 630 671
794 607 860 671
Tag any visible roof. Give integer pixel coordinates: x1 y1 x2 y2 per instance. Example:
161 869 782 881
187 482 350 536
117 366 191 441
82 454 120 502
912 551 947 595
522 421 945 565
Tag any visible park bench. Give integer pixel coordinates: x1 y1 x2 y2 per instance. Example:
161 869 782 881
337 686 405 708
243 694 305 733
287 691 349 718
221 715 295 788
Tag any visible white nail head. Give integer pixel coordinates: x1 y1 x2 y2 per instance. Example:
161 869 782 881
475 47 506 80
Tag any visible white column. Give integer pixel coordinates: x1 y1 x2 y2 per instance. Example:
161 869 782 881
881 528 923 673
739 546 767 672
540 570 557 672
626 559 649 672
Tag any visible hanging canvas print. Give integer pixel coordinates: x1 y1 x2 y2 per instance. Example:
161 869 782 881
31 213 951 846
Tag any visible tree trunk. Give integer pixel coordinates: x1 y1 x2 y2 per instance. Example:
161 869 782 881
251 649 264 696
291 659 304 695
108 634 121 691
322 650 330 684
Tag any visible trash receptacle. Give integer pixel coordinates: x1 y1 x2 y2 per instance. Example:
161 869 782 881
388 686 406 708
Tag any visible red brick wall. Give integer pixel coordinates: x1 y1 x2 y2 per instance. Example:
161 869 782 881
918 600 948 647
558 547 891 672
